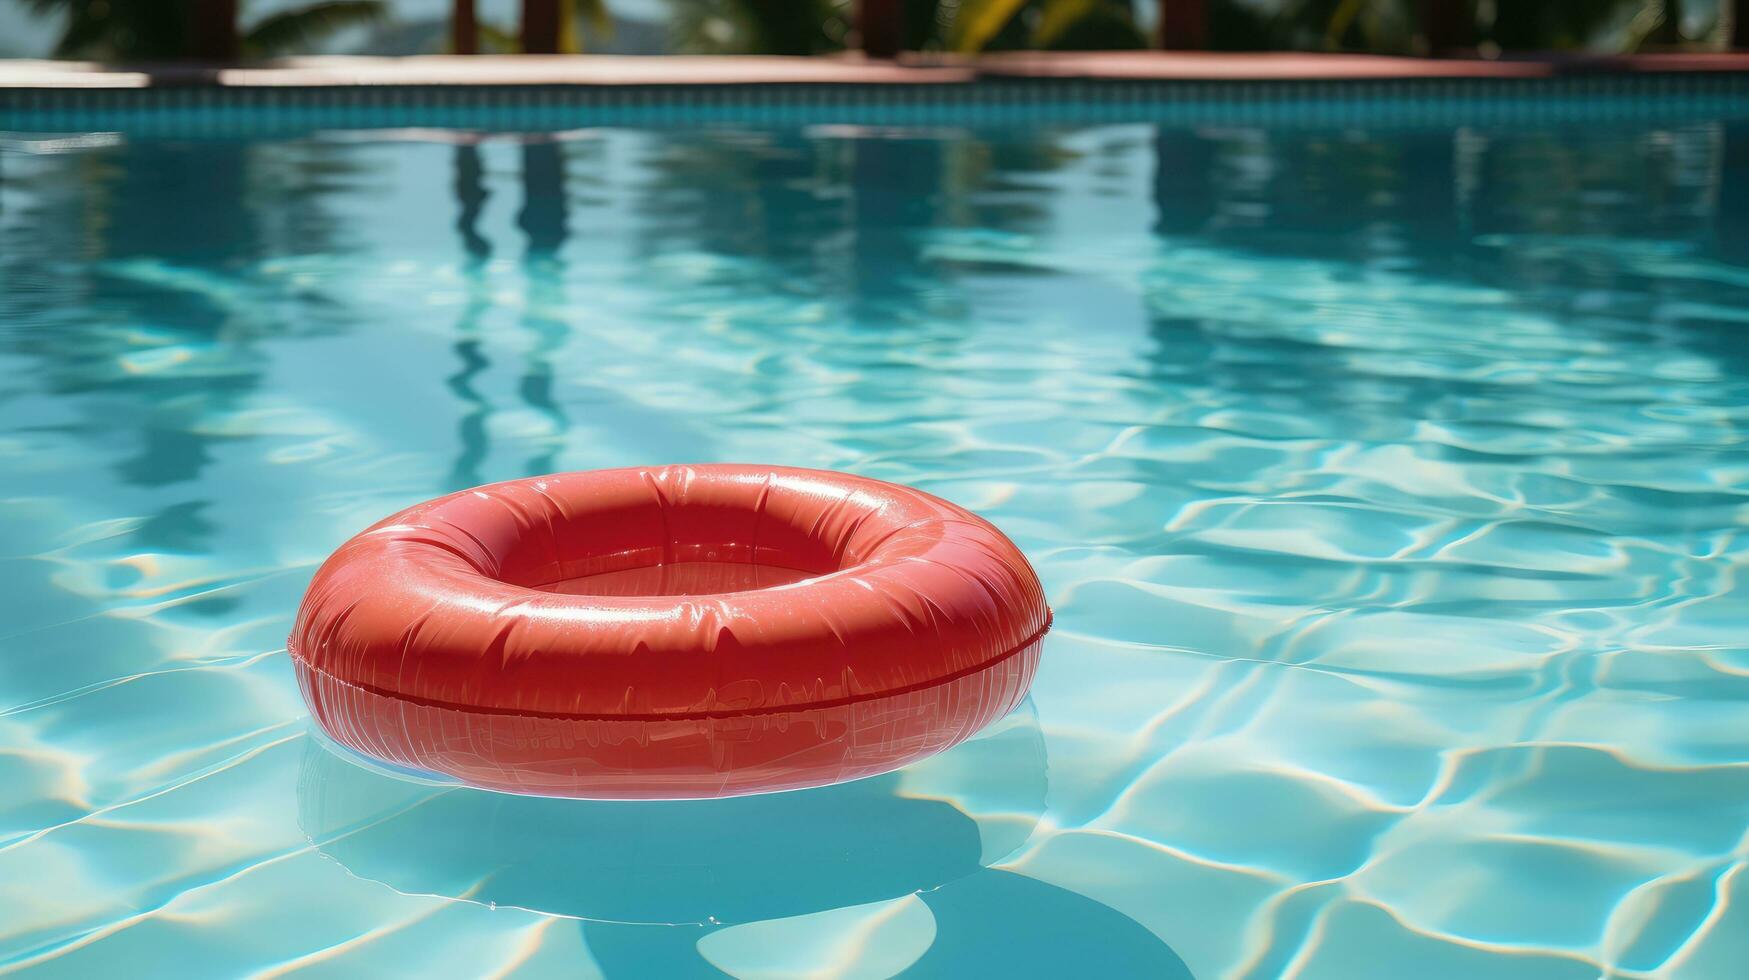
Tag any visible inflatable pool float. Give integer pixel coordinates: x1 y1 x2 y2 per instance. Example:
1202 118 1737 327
289 464 1049 798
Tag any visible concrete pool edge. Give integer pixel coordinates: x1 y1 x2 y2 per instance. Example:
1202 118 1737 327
2 51 1749 90
4 53 1748 136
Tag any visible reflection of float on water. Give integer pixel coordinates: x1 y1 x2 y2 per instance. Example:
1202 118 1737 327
296 701 1048 925
296 633 1040 799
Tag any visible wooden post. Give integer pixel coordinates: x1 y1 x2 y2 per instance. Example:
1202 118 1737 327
1731 0 1747 47
1157 2 1208 51
858 0 903 59
187 0 240 61
1419 0 1472 56
452 0 479 55
521 0 562 54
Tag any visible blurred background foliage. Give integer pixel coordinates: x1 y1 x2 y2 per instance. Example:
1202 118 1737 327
18 0 387 59
0 0 1740 60
633 0 1737 55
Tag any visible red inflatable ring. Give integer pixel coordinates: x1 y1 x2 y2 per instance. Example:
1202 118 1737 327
290 465 1049 798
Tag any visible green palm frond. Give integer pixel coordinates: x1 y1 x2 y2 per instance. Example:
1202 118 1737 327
1322 0 1367 49
1486 0 1636 51
50 2 115 58
668 0 843 55
1031 0 1099 48
24 0 188 60
478 21 521 53
576 0 614 38
949 0 1030 52
244 1 386 57
950 0 1140 53
560 0 613 53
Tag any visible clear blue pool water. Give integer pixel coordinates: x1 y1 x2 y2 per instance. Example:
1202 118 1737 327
2 108 1748 978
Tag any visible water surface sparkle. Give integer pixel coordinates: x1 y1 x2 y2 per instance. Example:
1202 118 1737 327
1 115 1747 978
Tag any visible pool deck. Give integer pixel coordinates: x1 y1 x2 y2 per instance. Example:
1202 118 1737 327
1 51 1747 89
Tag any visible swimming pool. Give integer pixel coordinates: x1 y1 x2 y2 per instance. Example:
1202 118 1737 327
2 90 1747 977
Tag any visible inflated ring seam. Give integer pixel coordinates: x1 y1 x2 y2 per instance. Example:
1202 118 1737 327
289 609 1050 724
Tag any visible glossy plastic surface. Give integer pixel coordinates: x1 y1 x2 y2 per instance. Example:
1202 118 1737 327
289 465 1050 797
296 637 1040 798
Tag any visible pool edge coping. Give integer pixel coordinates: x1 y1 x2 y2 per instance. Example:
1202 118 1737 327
3 51 1749 90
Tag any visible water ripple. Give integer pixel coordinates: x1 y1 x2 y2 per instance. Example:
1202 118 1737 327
3 118 1748 977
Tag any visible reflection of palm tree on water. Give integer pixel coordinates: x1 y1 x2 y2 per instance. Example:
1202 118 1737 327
85 143 256 490
516 141 572 477
1691 121 1749 373
0 140 357 492
1724 124 1749 267
445 143 494 490
444 138 574 489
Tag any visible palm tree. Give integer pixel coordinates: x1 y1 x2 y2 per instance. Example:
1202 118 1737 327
24 0 384 61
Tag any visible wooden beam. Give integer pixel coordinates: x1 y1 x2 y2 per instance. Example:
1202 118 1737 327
1157 2 1208 51
859 0 903 59
453 0 479 55
1420 0 1472 56
521 0 562 55
187 0 240 61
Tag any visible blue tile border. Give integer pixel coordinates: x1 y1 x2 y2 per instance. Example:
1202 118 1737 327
2 75 1748 136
